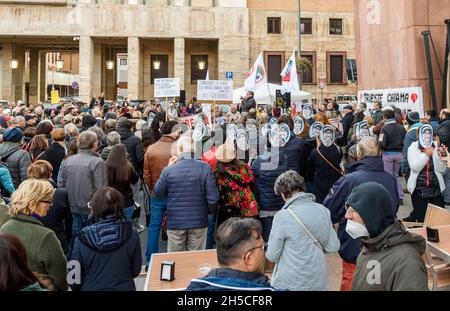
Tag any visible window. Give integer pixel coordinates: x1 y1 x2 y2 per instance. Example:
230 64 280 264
329 18 343 35
119 59 127 66
191 55 208 84
327 52 347 84
151 54 168 84
300 18 312 35
298 52 316 84
264 52 285 84
267 17 281 34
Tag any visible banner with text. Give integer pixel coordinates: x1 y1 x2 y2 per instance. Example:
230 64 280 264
358 87 424 117
154 78 180 98
197 80 233 102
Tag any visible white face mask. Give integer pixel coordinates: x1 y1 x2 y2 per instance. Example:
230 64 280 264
346 219 370 239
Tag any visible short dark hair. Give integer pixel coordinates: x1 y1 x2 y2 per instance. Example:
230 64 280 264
36 122 54 136
215 218 263 266
383 111 395 120
161 121 178 135
426 110 437 119
89 187 124 220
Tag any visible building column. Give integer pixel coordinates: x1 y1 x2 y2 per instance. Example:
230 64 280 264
0 43 14 100
127 37 141 100
13 45 25 102
93 42 102 97
38 51 47 102
174 38 185 90
28 49 39 105
79 36 94 103
218 37 249 92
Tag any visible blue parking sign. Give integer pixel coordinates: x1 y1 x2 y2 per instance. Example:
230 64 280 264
225 72 233 80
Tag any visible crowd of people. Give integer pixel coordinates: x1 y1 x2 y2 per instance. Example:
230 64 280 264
0 95 446 291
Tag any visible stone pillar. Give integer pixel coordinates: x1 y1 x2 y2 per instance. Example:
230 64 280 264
38 51 47 102
13 45 25 102
28 49 39 105
127 37 141 100
218 37 248 92
174 38 185 90
93 42 102 97
79 36 94 103
0 43 13 100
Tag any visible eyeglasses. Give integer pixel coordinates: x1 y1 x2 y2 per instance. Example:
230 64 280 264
40 199 53 205
246 242 269 254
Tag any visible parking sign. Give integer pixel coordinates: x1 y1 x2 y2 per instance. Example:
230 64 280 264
225 72 233 80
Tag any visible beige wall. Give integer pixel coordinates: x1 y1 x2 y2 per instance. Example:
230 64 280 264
355 0 449 109
249 4 358 101
248 0 354 12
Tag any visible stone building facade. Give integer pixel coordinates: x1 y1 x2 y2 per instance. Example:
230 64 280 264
0 0 357 104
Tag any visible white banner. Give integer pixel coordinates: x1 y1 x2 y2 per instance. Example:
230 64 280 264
154 78 180 98
358 87 424 117
197 80 234 101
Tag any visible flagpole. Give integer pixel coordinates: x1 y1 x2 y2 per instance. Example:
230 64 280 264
298 0 302 91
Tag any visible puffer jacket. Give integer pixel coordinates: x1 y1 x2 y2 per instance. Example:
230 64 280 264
117 127 145 175
353 221 428 291
0 164 15 196
279 133 305 175
153 153 220 230
0 142 31 189
323 156 399 264
251 151 289 212
70 215 142 291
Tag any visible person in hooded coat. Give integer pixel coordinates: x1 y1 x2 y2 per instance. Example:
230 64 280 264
80 114 97 133
345 182 428 291
116 117 145 176
70 187 142 291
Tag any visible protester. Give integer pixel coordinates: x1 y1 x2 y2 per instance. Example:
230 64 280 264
425 110 439 131
0 233 46 291
437 108 450 204
117 117 144 176
0 127 31 189
214 141 258 226
400 112 425 179
106 144 139 221
371 101 383 125
0 179 67 291
70 187 142 291
41 128 66 183
144 121 179 262
266 171 339 291
153 134 219 253
323 137 399 291
0 160 15 197
29 134 49 162
242 91 256 113
307 126 342 203
405 125 446 222
36 122 54 144
277 114 306 175
27 160 72 255
186 218 276 291
101 131 121 161
346 182 428 291
340 105 354 145
58 130 108 246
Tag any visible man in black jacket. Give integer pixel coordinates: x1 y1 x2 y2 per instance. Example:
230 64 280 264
437 108 450 204
340 105 354 145
242 91 256 113
379 107 406 204
116 117 145 176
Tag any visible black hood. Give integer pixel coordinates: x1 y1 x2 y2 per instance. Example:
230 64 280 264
345 182 395 238
117 126 133 140
78 216 133 253
82 114 97 129
345 156 384 174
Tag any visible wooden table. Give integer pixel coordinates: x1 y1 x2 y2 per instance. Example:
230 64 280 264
145 250 219 291
409 225 450 263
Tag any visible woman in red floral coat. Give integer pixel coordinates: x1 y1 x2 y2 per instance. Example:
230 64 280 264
214 141 259 228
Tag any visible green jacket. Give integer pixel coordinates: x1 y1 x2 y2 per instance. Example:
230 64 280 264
352 221 428 291
0 198 11 227
0 214 68 291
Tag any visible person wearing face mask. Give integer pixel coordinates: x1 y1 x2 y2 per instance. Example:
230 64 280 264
323 136 399 291
186 217 277 291
345 182 428 291
403 124 447 223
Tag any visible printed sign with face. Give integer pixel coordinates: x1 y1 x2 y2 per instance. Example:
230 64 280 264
192 120 206 142
269 118 278 126
147 112 156 126
270 123 290 148
355 120 370 140
320 125 335 147
227 123 238 141
293 116 305 136
309 121 323 139
236 129 249 151
419 124 433 149
260 123 270 138
302 104 313 120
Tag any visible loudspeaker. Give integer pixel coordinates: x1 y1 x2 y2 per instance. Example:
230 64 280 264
276 90 284 107
283 92 291 108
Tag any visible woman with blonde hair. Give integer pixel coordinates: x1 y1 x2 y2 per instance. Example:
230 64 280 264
0 179 68 291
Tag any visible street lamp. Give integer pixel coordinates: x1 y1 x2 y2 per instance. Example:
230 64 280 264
198 39 206 70
56 59 64 70
106 37 114 70
10 36 18 69
153 58 161 70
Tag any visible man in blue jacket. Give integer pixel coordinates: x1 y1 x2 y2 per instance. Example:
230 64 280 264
323 136 399 291
153 134 219 252
186 218 277 291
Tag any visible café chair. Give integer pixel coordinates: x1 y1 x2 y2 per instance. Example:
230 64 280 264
402 204 450 229
423 246 450 291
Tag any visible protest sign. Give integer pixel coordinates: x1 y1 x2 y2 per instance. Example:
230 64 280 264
154 78 181 98
197 80 233 102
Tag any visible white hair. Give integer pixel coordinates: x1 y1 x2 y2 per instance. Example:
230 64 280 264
136 120 146 131
64 123 79 137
